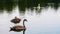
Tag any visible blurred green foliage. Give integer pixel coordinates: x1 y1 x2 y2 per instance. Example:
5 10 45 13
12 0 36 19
0 0 59 13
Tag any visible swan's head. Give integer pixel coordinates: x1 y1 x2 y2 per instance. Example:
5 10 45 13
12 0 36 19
23 19 27 22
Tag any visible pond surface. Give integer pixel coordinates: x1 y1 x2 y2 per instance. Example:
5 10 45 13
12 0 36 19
0 6 60 34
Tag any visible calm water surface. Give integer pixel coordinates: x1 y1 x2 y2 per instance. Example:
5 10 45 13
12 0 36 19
0 6 60 34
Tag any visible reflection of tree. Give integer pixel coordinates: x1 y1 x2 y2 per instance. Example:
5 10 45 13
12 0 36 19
18 0 27 14
0 0 17 13
54 3 59 10
4 0 17 12
0 0 59 13
0 0 4 11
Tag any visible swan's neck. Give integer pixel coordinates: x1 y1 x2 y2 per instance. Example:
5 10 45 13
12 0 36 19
23 21 25 27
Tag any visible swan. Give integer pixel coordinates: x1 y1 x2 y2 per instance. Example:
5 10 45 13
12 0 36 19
11 16 21 24
10 19 27 32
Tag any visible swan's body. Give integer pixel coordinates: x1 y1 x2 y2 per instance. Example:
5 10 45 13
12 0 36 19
10 19 27 32
11 16 21 24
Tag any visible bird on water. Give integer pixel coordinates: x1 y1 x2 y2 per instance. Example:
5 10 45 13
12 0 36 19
10 19 27 32
11 16 21 24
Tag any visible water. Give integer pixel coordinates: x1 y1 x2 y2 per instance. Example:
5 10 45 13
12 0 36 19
0 6 60 34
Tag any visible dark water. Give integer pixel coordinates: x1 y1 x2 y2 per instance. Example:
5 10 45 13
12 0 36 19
0 0 60 34
0 0 59 12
